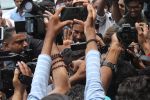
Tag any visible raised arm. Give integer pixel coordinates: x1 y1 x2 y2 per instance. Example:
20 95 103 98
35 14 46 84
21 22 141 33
28 7 72 100
84 4 105 100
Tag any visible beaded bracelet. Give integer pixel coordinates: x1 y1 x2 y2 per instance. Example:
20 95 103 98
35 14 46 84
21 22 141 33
52 64 67 71
51 53 63 60
52 59 64 66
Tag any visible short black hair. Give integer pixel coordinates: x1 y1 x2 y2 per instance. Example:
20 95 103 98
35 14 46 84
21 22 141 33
116 75 150 100
3 27 16 42
124 0 144 6
42 93 71 100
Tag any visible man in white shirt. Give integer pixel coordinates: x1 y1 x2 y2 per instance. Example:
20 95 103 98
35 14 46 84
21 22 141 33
3 0 25 22
93 0 115 36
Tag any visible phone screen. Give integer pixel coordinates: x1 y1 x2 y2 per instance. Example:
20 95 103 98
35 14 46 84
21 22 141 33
61 7 88 21
0 27 4 41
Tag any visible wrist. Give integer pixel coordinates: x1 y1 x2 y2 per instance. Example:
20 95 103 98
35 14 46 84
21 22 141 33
86 35 96 41
14 88 25 94
105 46 121 64
45 30 56 40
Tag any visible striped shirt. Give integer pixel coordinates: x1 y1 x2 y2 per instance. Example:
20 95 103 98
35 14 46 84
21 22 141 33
28 54 52 100
84 50 105 100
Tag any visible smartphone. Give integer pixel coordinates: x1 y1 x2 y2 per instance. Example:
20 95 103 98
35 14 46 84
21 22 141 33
61 7 88 21
71 42 86 51
0 27 4 41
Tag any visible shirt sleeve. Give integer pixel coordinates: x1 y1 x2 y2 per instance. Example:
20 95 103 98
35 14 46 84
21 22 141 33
28 54 52 100
84 50 105 100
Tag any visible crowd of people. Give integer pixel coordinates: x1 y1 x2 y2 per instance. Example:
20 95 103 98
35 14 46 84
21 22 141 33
0 0 150 100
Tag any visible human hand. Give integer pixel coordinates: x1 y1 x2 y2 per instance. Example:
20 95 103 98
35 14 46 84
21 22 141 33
13 61 32 92
46 7 73 37
111 33 122 47
63 28 73 46
135 22 150 55
43 10 53 30
84 4 96 41
72 60 86 78
96 35 105 47
69 60 86 85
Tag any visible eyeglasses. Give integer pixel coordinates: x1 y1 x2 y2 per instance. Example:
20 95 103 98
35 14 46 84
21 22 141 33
126 5 142 11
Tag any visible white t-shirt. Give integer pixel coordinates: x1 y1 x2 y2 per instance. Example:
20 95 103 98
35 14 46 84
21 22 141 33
96 12 115 36
3 7 25 22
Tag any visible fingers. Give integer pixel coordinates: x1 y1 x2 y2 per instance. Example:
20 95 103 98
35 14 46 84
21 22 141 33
135 22 149 36
86 4 93 24
18 61 32 76
55 7 64 16
73 19 84 25
45 10 53 16
13 68 20 82
90 4 96 21
61 20 73 28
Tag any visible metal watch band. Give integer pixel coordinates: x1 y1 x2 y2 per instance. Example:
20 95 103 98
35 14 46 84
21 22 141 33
101 60 117 72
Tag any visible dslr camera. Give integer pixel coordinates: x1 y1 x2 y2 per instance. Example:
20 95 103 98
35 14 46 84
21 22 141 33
117 24 137 48
15 0 55 39
0 49 36 98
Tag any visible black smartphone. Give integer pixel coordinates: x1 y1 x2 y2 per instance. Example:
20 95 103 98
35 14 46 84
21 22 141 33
71 42 86 51
0 27 4 41
61 7 88 21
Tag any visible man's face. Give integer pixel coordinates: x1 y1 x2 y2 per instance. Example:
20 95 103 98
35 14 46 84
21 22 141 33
5 32 28 53
72 24 86 43
14 0 23 8
126 1 143 18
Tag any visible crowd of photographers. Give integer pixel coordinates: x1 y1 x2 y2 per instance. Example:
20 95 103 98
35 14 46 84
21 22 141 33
0 0 150 99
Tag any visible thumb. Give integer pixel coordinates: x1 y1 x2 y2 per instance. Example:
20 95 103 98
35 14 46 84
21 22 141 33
61 20 73 28
13 68 20 81
135 23 143 36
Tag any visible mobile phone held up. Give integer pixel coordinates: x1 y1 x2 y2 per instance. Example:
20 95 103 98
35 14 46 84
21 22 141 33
0 27 4 41
60 7 88 21
71 42 87 51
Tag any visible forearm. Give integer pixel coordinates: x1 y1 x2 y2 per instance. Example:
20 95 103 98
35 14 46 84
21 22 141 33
101 44 121 91
142 41 150 55
50 43 70 94
41 30 55 55
86 31 97 54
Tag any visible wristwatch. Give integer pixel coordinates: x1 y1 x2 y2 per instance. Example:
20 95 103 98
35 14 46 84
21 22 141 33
101 60 117 72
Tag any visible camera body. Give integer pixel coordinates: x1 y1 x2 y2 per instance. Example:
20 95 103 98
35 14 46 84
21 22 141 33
16 0 55 39
0 49 35 98
117 24 137 48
